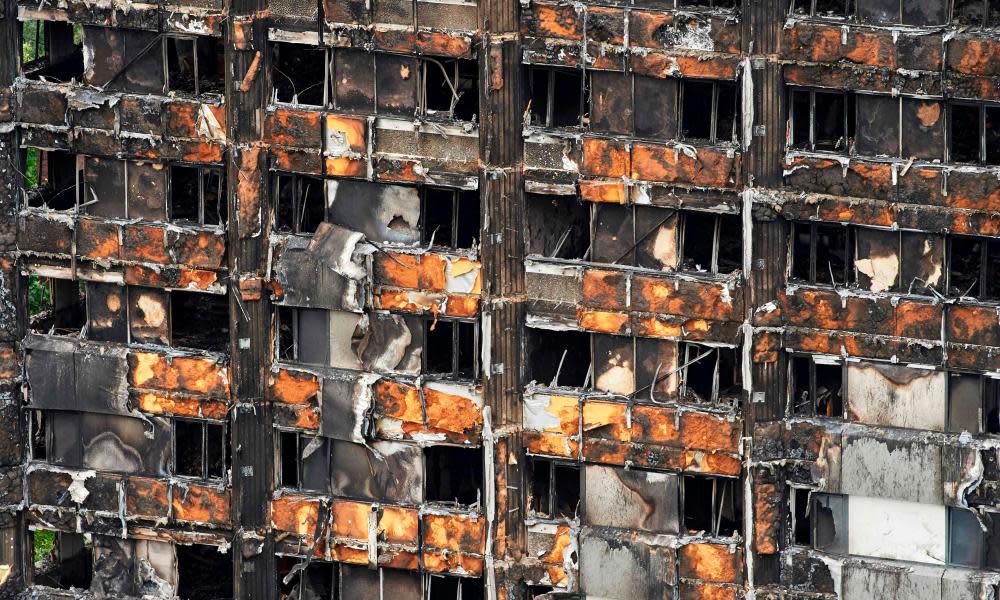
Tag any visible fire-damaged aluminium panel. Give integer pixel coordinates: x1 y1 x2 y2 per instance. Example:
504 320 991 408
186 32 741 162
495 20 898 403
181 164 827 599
3 0 1000 596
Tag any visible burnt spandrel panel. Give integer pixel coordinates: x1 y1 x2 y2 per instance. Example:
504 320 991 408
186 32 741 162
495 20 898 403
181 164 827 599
855 95 899 157
583 465 680 534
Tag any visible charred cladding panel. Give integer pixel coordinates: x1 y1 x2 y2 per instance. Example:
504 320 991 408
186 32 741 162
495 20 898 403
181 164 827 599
6 0 1000 598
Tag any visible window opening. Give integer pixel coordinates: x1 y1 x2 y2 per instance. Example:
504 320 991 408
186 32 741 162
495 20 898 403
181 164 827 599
270 42 328 106
528 457 580 519
421 58 478 121
169 291 229 352
425 445 483 505
32 530 92 590
679 212 742 274
165 36 224 96
169 165 226 226
174 419 226 480
678 342 740 405
421 188 480 249
528 66 585 128
680 80 739 144
790 355 844 417
22 148 79 211
274 173 326 234
526 329 591 388
424 319 478 379
789 89 854 152
681 475 742 537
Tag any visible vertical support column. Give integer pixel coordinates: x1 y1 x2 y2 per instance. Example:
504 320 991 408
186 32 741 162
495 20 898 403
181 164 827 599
0 0 27 590
741 0 787 591
477 0 525 595
225 2 274 598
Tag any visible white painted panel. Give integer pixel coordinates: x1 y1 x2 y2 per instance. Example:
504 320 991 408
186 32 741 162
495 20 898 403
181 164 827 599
846 363 947 431
848 496 946 564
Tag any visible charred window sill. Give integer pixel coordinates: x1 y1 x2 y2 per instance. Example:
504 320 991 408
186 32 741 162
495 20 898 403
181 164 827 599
523 385 741 416
786 280 1000 306
527 255 742 283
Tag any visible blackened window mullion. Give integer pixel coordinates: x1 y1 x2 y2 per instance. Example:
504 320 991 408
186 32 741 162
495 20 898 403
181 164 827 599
546 70 556 128
809 91 817 150
710 83 720 143
809 223 819 283
548 461 557 518
199 421 208 480
982 242 990 299
192 38 200 96
451 191 460 249
711 216 721 273
808 361 818 417
982 105 989 165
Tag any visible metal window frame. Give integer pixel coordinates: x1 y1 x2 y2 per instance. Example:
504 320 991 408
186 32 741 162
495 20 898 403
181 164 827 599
791 221 852 285
945 234 988 298
274 172 323 235
420 187 460 248
274 428 330 491
680 80 720 143
948 101 987 165
788 88 851 152
529 457 580 520
163 36 200 96
531 66 585 128
678 211 722 274
419 57 466 119
788 353 845 417
680 474 739 537
422 317 480 379
168 164 224 226
678 341 720 403
173 417 227 482
810 492 848 554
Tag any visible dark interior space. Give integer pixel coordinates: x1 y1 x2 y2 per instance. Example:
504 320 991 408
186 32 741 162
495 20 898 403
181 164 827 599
275 173 326 234
525 194 590 259
682 474 741 537
170 291 230 352
271 42 327 105
32 530 92 590
813 91 848 151
425 445 483 505
528 457 580 519
176 544 234 600
526 328 590 388
29 278 86 335
22 21 84 82
170 165 227 226
23 149 78 211
166 36 224 95
423 58 478 121
680 211 715 272
425 319 477 379
422 188 481 249
681 80 714 141
951 104 981 163
949 236 983 297
793 488 812 545
428 575 484 600
528 67 583 128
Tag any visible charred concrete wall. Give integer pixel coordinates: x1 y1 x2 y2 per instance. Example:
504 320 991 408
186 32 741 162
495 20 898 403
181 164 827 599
1 0 1000 597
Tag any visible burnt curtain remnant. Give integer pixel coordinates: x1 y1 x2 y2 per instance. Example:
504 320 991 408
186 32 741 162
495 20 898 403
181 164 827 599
2 0 1000 597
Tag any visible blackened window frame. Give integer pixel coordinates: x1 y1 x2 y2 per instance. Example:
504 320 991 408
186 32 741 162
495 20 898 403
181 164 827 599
679 79 740 145
172 417 227 482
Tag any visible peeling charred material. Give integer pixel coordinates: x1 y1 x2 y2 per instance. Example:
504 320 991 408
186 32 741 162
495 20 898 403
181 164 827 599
5 0 1000 596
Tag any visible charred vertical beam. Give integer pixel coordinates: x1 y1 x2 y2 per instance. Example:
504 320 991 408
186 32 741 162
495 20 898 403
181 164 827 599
225 1 274 598
0 0 26 590
478 0 525 594
742 0 786 423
